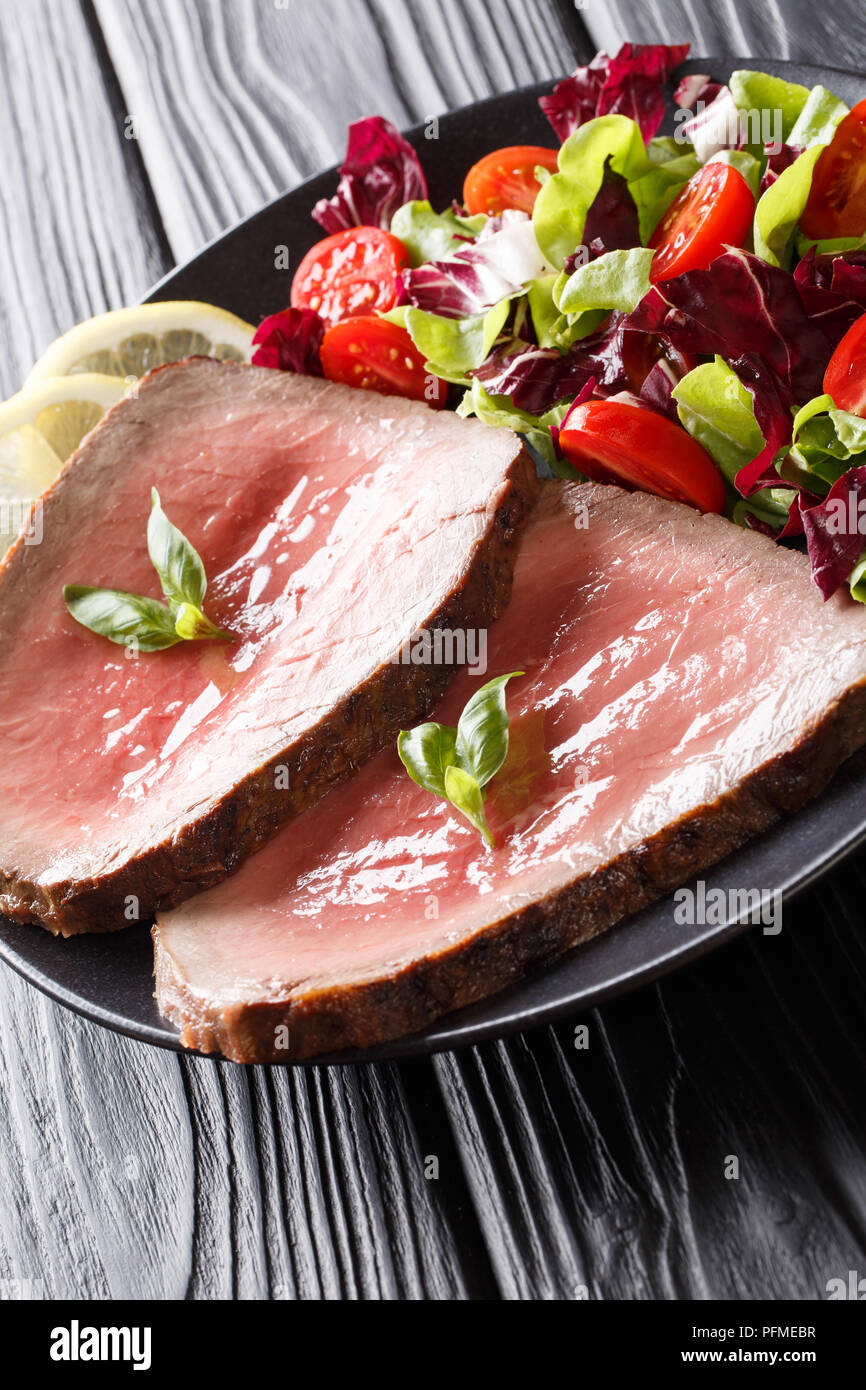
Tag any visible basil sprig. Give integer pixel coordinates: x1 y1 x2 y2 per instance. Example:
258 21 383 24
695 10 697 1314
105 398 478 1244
397 672 522 847
64 489 231 652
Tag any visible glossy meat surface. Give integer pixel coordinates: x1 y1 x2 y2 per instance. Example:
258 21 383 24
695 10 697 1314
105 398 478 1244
0 359 528 925
156 482 866 1052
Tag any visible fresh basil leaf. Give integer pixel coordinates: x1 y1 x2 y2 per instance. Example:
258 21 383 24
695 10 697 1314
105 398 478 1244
443 764 494 847
147 487 207 610
397 722 458 799
455 671 522 789
173 602 231 643
63 585 180 651
398 671 525 847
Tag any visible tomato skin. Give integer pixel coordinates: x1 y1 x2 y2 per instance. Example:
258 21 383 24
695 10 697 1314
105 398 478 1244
558 399 727 514
824 310 866 416
801 99 866 240
320 317 448 407
291 228 409 327
463 145 560 217
648 163 755 283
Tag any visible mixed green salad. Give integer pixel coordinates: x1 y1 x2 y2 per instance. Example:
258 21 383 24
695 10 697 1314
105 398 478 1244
252 42 866 603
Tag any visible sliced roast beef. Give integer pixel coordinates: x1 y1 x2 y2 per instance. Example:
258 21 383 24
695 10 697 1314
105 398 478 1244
155 480 866 1063
0 359 536 935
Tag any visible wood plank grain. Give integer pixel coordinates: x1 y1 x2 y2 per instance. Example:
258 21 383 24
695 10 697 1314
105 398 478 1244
582 0 866 68
4 0 866 1307
0 0 490 1303
0 0 169 397
92 0 591 261
435 869 866 1300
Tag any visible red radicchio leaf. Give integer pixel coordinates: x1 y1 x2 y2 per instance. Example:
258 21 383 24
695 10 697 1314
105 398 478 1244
399 216 549 319
625 248 830 401
581 158 642 254
312 116 427 234
540 43 690 144
731 354 795 497
673 74 722 108
759 142 803 196
539 51 609 143
551 376 599 458
473 342 597 415
252 308 325 375
742 510 782 538
794 248 866 348
601 42 691 140
639 358 680 419
798 466 866 599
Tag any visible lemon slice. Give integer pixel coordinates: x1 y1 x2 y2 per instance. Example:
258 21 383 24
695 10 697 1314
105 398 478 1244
26 301 255 383
0 374 127 555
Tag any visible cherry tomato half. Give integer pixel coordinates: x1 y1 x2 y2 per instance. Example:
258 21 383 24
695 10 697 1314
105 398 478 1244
320 316 448 407
648 162 755 283
463 145 560 217
558 399 727 514
291 227 409 328
824 310 866 416
801 99 866 240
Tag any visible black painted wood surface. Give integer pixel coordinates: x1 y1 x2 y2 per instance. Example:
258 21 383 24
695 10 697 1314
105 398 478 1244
1 0 865 1301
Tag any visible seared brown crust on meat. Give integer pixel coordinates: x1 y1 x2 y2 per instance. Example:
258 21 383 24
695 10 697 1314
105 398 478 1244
0 368 539 935
154 674 866 1062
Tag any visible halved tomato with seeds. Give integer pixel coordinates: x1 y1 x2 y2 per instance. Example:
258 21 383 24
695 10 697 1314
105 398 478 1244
291 228 409 327
801 99 866 240
463 145 560 217
320 317 448 406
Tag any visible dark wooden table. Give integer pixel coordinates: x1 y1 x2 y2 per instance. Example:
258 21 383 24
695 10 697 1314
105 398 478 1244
2 0 865 1302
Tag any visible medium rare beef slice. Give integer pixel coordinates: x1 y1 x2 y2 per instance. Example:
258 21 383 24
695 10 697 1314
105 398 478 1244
155 481 866 1061
0 359 537 934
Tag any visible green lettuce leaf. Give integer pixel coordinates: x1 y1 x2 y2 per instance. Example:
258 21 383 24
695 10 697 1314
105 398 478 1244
390 300 510 383
390 200 487 267
788 85 848 147
672 356 765 486
707 148 762 199
729 70 812 142
754 144 824 269
532 114 649 270
558 247 655 315
629 150 700 240
790 394 866 485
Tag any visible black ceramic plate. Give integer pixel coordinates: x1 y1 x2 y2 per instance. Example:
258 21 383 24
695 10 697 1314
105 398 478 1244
3 58 866 1065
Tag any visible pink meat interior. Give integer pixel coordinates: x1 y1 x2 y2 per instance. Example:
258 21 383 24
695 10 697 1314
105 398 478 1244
0 362 519 888
158 481 866 1006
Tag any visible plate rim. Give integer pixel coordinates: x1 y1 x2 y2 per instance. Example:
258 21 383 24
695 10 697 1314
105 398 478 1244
3 55 866 1065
